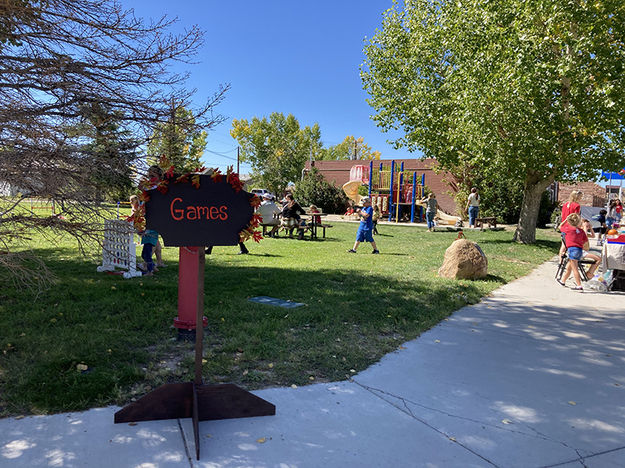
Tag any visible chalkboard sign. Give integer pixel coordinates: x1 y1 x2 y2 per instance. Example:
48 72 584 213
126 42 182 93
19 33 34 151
144 175 255 247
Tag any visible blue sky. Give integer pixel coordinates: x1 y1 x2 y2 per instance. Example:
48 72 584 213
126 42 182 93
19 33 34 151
126 0 415 173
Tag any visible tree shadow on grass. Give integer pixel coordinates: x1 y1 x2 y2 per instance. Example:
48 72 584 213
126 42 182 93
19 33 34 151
0 247 513 415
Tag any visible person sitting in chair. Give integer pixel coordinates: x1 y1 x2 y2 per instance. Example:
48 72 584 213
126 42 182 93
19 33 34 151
558 213 600 290
257 193 281 237
280 193 307 239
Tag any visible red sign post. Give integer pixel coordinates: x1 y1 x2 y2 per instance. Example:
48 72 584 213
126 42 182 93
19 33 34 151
174 246 208 337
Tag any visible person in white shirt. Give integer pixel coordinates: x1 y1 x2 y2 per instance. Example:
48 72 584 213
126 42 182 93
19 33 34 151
257 193 282 237
465 187 480 228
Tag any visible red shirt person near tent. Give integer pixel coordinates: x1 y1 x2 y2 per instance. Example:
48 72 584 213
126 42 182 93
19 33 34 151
559 190 583 257
561 190 582 220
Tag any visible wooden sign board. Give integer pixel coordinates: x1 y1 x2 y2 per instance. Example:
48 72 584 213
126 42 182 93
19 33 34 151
145 175 254 247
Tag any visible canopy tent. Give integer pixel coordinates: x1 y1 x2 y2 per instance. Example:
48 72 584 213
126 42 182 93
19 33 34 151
600 169 625 181
600 169 625 202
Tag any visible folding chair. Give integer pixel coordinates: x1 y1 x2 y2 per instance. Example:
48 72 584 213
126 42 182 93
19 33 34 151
555 241 596 282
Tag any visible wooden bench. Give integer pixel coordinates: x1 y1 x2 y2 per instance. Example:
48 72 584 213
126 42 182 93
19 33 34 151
475 217 497 229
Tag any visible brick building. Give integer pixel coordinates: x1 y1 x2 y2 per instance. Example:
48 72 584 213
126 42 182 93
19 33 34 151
304 158 461 215
556 181 606 207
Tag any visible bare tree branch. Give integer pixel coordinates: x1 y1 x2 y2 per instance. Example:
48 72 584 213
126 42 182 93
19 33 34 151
0 0 229 288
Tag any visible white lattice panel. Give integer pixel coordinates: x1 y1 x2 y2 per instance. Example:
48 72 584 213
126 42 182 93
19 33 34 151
96 219 142 278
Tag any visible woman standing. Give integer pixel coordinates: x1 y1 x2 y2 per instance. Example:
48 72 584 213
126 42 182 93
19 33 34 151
561 190 582 221
465 187 480 228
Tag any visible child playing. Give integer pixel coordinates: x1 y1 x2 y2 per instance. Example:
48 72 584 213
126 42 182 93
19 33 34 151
140 228 159 276
127 195 142 227
127 193 165 271
372 204 381 235
309 204 321 225
421 192 438 232
344 201 355 218
347 197 379 254
558 213 599 290
141 166 166 268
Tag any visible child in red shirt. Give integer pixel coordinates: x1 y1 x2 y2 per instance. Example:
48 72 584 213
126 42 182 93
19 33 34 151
558 213 598 290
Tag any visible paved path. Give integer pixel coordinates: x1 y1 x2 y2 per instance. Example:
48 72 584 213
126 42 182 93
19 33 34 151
1 258 624 467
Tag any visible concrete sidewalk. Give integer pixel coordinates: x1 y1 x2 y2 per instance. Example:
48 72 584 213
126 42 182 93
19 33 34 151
1 258 624 467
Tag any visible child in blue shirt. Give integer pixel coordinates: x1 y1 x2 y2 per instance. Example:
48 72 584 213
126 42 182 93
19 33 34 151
140 229 159 275
347 197 380 254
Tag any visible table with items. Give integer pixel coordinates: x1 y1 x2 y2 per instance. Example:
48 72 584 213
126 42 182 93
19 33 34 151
602 234 625 291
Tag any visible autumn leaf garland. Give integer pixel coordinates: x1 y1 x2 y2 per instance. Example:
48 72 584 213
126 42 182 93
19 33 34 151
134 166 263 242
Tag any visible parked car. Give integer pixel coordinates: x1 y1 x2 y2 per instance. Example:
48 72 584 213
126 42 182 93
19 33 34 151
250 188 274 199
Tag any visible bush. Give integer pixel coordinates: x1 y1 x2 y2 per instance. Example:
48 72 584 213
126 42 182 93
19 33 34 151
294 168 349 213
453 175 557 226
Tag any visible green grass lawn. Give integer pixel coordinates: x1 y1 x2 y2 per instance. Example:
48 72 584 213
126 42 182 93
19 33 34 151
0 221 560 416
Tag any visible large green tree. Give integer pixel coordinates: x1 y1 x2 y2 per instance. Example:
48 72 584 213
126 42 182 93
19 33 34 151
362 0 625 243
317 136 381 161
231 113 322 194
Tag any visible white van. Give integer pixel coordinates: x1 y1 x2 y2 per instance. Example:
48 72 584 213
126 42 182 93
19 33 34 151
251 188 274 199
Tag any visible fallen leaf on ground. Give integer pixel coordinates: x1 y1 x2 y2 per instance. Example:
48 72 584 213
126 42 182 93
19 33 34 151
256 437 266 444
568 401 577 406
502 419 512 424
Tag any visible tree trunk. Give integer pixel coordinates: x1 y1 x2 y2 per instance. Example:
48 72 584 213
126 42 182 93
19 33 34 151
513 176 553 244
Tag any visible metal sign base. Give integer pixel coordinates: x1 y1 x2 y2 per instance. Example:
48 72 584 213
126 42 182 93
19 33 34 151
114 247 275 460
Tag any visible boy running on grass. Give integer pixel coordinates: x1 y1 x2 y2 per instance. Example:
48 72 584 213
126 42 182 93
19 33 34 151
347 196 380 254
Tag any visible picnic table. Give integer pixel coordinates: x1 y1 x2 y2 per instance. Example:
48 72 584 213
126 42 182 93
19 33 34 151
302 212 329 240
